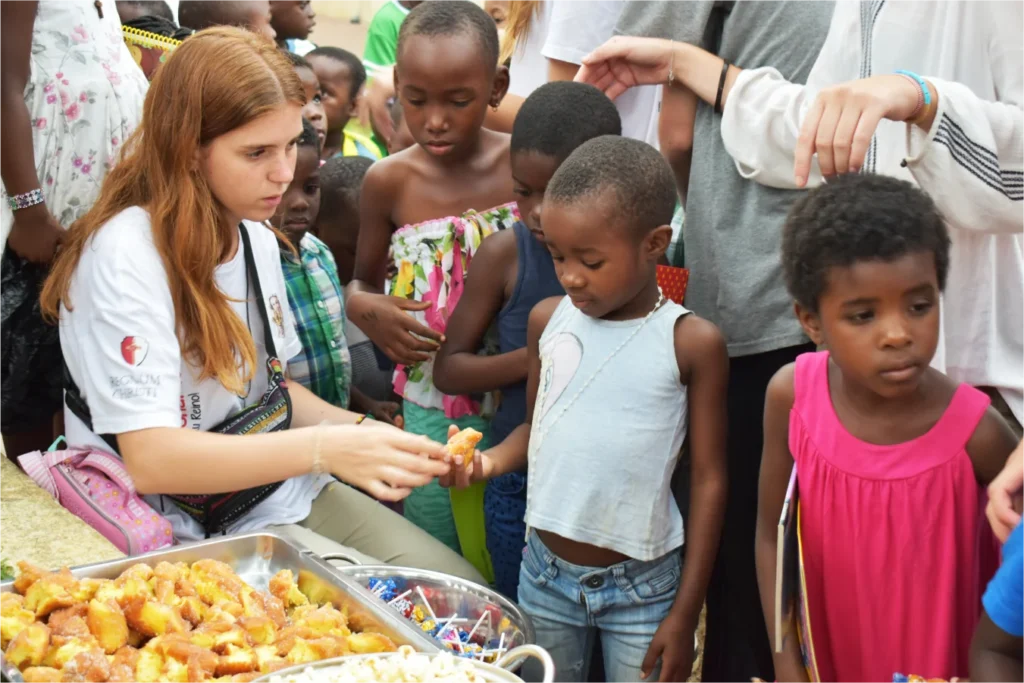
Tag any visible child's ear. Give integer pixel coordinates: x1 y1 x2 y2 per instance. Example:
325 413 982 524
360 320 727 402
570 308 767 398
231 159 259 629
794 302 825 347
489 64 510 110
645 225 673 263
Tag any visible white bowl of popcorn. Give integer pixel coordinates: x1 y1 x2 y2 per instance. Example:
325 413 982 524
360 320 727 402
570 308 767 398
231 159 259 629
257 645 555 683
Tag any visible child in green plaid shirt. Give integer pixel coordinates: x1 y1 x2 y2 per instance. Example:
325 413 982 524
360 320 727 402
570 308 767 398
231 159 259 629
273 119 398 423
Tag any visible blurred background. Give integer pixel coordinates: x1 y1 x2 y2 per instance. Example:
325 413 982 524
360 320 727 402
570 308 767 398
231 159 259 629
162 1 505 55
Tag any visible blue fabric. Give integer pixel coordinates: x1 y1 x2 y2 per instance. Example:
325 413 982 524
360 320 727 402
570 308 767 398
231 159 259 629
984 522 1024 637
517 532 682 682
483 222 562 600
488 222 563 443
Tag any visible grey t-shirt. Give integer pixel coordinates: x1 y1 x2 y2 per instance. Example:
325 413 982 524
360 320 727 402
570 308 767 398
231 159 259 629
616 1 834 357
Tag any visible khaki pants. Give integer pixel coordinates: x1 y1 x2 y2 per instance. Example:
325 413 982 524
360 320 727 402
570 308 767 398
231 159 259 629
271 481 487 585
980 387 1023 439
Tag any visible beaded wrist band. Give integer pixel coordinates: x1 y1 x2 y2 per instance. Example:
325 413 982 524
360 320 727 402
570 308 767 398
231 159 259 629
7 189 44 212
894 70 932 122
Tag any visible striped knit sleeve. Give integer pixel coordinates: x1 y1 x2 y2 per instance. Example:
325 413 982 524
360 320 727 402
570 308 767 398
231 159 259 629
903 8 1023 235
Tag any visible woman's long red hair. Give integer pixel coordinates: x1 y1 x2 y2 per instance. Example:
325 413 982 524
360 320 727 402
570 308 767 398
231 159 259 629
42 27 304 396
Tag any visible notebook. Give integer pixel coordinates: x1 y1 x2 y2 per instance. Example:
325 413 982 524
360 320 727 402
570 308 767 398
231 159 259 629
775 468 821 681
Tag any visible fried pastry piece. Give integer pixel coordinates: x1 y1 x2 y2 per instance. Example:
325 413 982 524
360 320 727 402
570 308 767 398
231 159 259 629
346 631 397 654
215 645 258 677
187 649 218 682
283 638 319 665
60 648 111 682
253 592 286 629
87 599 130 654
24 575 76 618
268 570 308 608
446 428 483 463
307 635 348 659
22 666 63 682
6 621 51 669
49 604 88 633
292 605 348 637
13 562 49 596
123 598 187 638
132 649 164 683
1 594 36 649
43 634 101 669
190 561 244 607
71 579 103 604
238 616 276 645
52 616 91 641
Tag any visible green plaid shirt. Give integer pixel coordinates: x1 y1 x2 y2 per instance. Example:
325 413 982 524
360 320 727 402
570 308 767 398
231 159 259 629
281 233 351 408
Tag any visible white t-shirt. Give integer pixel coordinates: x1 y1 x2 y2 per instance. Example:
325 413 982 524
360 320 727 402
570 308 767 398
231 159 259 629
61 207 329 542
541 0 661 148
507 1 552 99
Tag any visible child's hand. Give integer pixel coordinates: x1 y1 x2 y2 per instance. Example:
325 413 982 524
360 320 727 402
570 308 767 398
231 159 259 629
366 399 401 427
437 424 494 488
641 609 694 682
355 293 444 365
987 440 1024 542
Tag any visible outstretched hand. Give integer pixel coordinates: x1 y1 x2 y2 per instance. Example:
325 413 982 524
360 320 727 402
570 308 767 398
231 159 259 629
576 36 675 100
437 424 493 489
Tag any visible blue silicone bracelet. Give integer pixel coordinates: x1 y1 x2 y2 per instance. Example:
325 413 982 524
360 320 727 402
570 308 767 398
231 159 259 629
894 70 932 106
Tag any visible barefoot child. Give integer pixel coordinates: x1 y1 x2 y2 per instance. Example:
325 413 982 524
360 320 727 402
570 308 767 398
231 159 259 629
442 136 728 681
757 174 1019 681
346 0 516 566
433 81 621 599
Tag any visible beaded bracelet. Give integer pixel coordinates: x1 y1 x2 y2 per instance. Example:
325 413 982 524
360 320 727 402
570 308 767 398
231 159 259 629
894 70 931 122
7 189 44 212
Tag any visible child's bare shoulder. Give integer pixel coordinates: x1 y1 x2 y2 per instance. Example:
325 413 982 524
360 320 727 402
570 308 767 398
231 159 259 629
673 314 727 382
966 394 1020 485
765 362 798 411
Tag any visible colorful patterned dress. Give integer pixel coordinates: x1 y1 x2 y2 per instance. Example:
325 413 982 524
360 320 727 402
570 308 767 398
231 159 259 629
387 202 519 418
386 202 518 564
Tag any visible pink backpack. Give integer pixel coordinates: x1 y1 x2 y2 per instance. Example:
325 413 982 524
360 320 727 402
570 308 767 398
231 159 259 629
18 439 173 556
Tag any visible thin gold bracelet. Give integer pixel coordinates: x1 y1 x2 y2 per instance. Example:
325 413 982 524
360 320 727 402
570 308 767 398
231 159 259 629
668 41 675 86
310 424 326 477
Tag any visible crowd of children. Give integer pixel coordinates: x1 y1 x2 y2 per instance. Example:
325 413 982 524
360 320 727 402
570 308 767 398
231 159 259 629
1 1 1021 682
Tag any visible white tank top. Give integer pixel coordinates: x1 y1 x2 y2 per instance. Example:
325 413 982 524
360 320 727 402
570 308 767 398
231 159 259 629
525 296 689 560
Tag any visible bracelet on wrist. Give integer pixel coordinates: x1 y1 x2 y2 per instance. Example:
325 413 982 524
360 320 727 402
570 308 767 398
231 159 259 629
310 424 326 477
7 189 44 212
894 70 932 123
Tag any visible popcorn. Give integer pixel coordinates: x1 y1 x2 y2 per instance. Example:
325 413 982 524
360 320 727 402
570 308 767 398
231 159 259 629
268 646 485 683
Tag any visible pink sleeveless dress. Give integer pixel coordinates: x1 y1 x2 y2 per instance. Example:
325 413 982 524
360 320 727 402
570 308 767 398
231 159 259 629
791 351 999 681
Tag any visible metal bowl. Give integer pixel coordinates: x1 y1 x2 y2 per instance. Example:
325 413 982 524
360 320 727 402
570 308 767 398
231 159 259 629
326 562 534 670
251 645 554 683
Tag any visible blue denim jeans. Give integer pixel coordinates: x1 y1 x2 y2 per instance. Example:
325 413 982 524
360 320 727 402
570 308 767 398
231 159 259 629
518 532 682 682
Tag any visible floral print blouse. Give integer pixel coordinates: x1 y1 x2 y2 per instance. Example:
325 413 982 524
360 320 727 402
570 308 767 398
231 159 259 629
0 0 147 254
387 203 519 418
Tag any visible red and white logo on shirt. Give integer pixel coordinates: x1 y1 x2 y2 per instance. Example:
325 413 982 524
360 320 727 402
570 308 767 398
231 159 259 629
120 336 149 367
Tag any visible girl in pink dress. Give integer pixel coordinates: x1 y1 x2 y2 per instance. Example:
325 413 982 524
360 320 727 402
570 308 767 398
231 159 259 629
756 174 1019 682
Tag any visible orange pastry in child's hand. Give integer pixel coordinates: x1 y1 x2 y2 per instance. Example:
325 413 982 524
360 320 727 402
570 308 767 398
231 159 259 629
446 428 483 466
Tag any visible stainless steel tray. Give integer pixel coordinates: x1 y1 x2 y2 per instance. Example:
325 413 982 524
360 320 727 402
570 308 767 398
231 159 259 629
0 532 439 682
251 645 555 683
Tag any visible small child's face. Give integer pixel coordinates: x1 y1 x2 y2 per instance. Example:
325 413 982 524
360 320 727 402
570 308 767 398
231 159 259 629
294 66 327 149
396 34 507 158
308 56 355 133
270 0 315 40
273 144 321 244
797 252 941 399
541 197 667 320
511 151 561 241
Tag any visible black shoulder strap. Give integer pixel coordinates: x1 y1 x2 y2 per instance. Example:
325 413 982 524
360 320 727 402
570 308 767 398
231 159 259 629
239 224 279 359
65 224 280 448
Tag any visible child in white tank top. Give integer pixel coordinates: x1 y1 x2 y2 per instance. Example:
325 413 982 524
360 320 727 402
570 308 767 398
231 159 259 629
439 136 729 682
